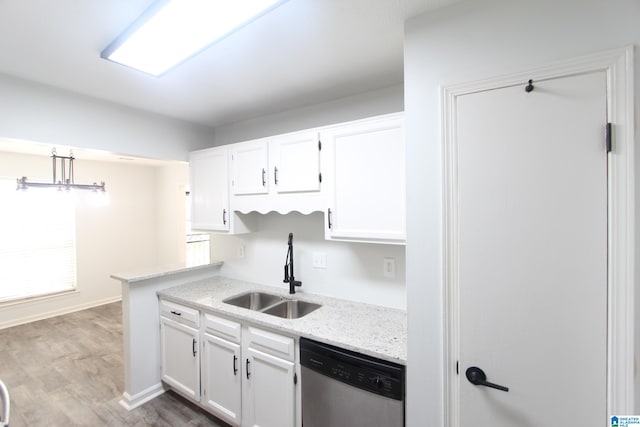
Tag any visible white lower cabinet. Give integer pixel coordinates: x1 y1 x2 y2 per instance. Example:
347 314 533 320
201 313 243 426
244 347 295 427
202 332 242 425
243 326 296 427
159 302 201 401
160 304 299 427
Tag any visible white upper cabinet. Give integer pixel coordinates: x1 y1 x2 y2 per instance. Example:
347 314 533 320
189 146 257 234
271 131 321 194
189 113 405 243
231 130 323 214
190 147 229 231
322 113 406 244
231 140 270 196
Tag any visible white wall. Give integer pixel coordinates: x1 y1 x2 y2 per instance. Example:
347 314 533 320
211 212 406 308
0 73 214 161
0 150 186 328
156 162 190 266
212 84 403 145
403 0 640 424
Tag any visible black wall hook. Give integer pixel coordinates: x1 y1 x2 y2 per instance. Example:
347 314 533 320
525 79 534 93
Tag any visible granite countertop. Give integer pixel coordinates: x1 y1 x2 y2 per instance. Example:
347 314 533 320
157 276 407 365
111 261 224 283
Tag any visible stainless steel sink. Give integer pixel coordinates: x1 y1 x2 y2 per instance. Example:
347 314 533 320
261 300 322 319
223 291 283 311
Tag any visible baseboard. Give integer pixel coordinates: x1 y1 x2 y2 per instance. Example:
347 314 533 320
119 383 166 411
0 295 122 330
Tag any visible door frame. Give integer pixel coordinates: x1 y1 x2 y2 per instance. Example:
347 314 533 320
442 46 635 425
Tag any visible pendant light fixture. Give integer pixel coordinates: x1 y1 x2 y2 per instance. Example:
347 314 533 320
16 148 106 192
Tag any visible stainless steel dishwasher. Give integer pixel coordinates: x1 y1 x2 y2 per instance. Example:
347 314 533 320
300 337 405 427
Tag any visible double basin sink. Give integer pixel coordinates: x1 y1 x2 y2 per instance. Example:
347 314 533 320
223 291 321 319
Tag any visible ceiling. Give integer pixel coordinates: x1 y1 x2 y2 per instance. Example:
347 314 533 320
0 0 452 129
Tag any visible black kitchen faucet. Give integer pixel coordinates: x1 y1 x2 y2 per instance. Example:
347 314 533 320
283 232 302 294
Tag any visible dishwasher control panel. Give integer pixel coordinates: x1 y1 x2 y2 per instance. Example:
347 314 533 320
300 337 405 400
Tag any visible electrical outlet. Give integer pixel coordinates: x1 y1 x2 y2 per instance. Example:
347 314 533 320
312 252 327 269
383 258 395 279
238 245 245 259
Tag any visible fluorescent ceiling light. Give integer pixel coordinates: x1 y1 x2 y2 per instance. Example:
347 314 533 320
101 0 286 76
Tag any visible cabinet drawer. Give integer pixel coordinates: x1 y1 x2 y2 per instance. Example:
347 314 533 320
246 326 295 362
159 299 199 327
203 313 241 343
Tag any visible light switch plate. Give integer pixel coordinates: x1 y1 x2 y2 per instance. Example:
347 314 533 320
383 257 395 279
312 252 327 269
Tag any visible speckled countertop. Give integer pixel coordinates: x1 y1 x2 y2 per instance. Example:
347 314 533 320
111 261 223 283
157 276 407 365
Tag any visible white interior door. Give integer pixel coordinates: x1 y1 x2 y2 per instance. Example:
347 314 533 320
454 71 608 426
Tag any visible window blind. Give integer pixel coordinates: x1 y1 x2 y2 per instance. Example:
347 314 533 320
0 179 77 302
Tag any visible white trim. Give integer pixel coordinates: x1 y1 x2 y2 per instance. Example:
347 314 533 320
0 295 122 330
442 46 635 425
119 383 166 411
0 289 79 308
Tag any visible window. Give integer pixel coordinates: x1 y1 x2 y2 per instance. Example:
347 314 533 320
185 191 210 267
0 179 76 302
186 233 211 267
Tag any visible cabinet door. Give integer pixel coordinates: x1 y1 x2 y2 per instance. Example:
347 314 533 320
190 148 229 231
160 317 200 400
244 347 296 427
231 140 269 195
271 131 321 194
202 333 242 426
324 114 405 244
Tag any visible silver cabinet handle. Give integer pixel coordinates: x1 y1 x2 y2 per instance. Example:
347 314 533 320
233 355 238 376
261 168 266 187
222 209 227 225
246 358 251 379
274 166 279 185
327 208 333 229
192 338 197 357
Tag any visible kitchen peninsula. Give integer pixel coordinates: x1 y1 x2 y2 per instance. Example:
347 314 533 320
111 264 407 417
111 262 224 410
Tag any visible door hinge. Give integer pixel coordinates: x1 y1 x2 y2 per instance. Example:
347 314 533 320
319 173 322 183
605 122 612 153
294 372 298 385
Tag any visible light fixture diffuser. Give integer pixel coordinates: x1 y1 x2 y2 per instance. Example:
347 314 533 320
101 0 286 76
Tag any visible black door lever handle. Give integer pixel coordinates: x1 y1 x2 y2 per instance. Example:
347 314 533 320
465 366 509 392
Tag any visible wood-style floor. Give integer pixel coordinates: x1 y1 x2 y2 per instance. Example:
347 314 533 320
0 302 227 426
